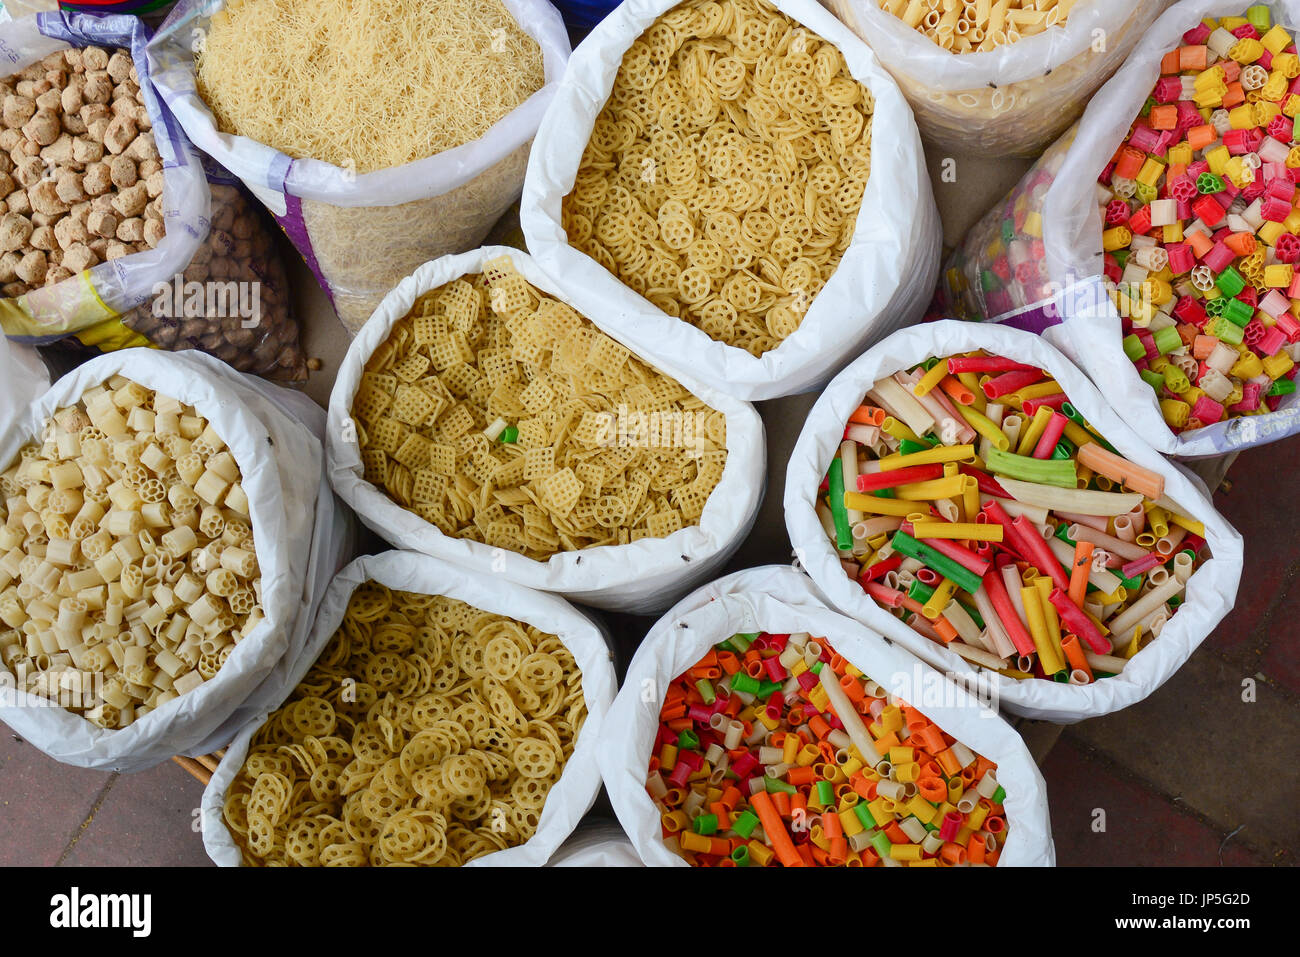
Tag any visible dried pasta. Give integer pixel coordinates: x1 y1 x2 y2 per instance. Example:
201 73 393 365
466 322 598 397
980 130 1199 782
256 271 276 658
195 0 545 173
350 256 729 558
223 583 587 866
562 0 874 356
0 377 263 730
877 0 1075 53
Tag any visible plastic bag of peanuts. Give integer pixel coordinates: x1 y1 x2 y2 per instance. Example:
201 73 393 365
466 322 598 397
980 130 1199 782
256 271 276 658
0 12 308 384
113 160 309 383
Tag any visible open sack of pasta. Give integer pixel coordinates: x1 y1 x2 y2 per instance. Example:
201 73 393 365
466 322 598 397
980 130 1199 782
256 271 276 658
600 565 1054 866
0 348 353 771
0 12 308 382
521 0 940 401
827 0 1170 156
326 247 766 615
147 0 570 334
199 550 617 867
784 321 1242 723
942 1 1300 456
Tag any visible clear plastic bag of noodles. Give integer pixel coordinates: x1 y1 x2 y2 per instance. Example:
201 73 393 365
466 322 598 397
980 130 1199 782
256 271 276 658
147 0 571 333
828 0 1173 156
116 161 309 383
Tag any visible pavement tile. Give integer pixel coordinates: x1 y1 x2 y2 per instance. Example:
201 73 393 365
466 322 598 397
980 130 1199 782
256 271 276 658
1065 651 1296 863
1260 636 1300 698
1042 737 1269 866
0 731 113 867
1210 442 1300 656
59 759 211 868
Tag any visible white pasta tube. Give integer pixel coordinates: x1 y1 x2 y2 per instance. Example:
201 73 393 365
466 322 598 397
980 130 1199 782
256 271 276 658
1104 577 1185 641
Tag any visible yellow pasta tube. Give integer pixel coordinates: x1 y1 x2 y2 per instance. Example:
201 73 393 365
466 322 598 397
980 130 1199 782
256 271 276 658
1020 584 1065 676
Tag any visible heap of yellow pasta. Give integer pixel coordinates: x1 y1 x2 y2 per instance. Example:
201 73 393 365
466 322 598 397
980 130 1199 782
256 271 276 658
195 0 544 173
562 0 874 356
351 256 728 558
224 583 587 866
878 0 1073 54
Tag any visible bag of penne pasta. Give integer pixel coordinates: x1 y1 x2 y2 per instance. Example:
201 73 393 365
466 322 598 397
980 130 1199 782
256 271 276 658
199 550 618 866
0 348 353 771
784 320 1242 722
600 565 1056 866
828 0 1171 156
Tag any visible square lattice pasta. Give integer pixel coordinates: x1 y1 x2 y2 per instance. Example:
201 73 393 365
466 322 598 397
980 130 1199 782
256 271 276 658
349 256 729 559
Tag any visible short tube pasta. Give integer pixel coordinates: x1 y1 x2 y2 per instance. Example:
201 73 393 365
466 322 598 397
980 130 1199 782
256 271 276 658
0 376 264 730
813 350 1211 683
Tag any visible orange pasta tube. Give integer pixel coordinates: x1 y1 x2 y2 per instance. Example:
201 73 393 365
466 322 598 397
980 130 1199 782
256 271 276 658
1068 540 1095 608
751 791 802 867
1061 633 1094 682
1076 444 1165 500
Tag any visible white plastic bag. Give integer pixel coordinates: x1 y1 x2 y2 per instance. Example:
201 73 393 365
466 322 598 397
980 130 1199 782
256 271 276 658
828 0 1170 156
546 819 644 866
0 332 48 426
0 11 210 341
520 0 940 401
147 0 571 333
0 348 354 771
784 320 1243 722
600 565 1055 865
326 246 767 615
943 0 1300 457
199 549 619 867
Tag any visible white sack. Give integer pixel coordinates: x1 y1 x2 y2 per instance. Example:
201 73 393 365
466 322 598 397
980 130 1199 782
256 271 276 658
944 0 1300 457
829 0 1169 155
147 0 571 332
200 549 618 866
326 246 766 615
784 320 1243 721
521 0 940 401
600 564 1056 866
0 349 352 771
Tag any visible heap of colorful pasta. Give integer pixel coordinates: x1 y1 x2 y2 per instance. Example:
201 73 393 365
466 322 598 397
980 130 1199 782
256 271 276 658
1101 12 1300 433
648 632 1008 866
816 351 1210 683
223 582 587 866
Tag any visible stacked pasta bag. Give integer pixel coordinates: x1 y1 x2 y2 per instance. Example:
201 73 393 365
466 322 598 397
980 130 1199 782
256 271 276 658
0 348 352 771
523 0 940 399
199 551 617 867
326 248 765 614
